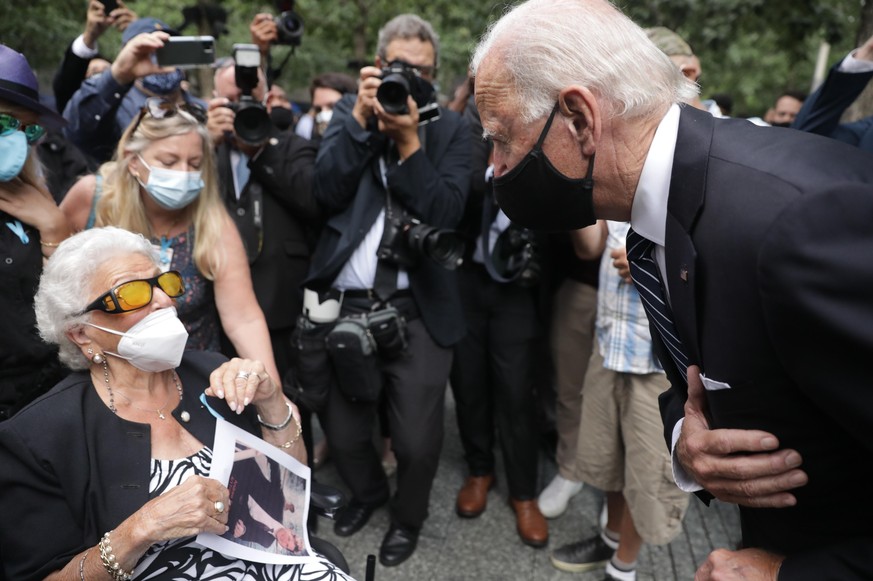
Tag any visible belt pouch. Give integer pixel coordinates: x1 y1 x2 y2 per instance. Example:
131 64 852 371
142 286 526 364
367 305 408 360
325 315 381 402
285 315 334 412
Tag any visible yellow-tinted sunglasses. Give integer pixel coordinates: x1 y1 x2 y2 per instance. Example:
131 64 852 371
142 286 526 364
83 271 185 314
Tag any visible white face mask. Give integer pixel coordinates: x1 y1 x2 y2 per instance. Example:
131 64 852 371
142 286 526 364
88 307 189 372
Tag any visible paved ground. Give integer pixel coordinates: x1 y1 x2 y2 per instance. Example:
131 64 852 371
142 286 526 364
310 389 742 581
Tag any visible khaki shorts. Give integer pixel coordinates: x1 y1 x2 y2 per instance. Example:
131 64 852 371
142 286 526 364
571 348 689 545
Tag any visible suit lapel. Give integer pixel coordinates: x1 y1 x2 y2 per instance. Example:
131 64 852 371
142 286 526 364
663 106 715 365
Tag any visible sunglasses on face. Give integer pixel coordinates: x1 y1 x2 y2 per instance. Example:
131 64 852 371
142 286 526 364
0 113 45 144
83 271 185 315
129 97 208 136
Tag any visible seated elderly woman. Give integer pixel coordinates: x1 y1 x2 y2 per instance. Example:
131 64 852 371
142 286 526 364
0 227 354 581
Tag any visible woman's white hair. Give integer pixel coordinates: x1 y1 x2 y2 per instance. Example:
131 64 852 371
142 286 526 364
34 227 160 370
471 0 698 123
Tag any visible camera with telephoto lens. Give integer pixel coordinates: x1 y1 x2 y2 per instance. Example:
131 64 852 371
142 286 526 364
226 44 273 144
492 224 541 287
273 0 304 46
377 215 465 271
376 60 440 125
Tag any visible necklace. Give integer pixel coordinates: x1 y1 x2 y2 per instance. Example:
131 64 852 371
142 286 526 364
104 369 183 420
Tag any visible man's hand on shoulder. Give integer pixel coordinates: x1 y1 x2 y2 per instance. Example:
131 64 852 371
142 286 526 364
677 366 808 508
695 548 784 581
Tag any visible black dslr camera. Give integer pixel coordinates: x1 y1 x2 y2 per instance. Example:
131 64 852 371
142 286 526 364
227 44 272 144
492 224 541 287
273 0 304 46
377 215 465 271
376 60 440 125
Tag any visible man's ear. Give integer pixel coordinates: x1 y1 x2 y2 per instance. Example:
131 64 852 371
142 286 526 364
559 86 600 157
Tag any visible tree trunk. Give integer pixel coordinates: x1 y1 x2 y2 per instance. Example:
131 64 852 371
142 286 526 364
844 0 873 122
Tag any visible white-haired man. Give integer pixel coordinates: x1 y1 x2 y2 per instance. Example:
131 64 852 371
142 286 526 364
472 1 873 579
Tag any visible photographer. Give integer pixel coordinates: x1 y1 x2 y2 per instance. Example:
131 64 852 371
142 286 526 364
448 98 549 547
303 14 470 567
207 53 320 438
63 17 206 165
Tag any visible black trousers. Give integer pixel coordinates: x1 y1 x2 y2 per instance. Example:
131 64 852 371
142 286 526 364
449 265 541 499
324 298 452 531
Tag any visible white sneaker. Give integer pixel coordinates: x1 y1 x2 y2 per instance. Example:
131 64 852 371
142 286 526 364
605 560 636 581
538 474 584 518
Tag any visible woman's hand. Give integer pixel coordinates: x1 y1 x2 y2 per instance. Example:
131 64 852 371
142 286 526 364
205 357 280 413
110 475 228 564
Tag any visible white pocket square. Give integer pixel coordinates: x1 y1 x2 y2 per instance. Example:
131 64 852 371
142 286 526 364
700 374 731 391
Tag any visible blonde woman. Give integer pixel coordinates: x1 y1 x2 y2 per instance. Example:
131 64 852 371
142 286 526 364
62 97 282 383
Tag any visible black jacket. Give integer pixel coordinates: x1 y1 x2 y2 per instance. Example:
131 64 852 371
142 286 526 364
305 94 471 347
656 106 873 579
217 131 319 330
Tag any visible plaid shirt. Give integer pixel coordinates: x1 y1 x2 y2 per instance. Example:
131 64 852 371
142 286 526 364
595 221 664 375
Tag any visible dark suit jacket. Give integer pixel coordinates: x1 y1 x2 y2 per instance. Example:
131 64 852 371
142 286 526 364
305 94 471 347
656 106 873 579
217 131 319 331
52 42 92 116
227 456 286 548
792 62 873 152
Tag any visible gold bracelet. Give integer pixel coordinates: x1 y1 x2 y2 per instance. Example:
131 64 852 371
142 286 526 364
278 411 303 448
79 550 89 581
98 531 132 581
39 239 62 247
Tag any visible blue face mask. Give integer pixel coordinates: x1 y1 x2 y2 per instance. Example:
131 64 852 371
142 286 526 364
0 131 28 182
141 69 185 95
136 155 204 210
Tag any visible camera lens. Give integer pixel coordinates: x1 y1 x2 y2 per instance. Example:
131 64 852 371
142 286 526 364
234 102 273 144
407 224 464 270
377 74 411 114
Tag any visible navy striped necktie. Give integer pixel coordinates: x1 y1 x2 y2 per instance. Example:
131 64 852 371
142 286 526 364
626 227 688 382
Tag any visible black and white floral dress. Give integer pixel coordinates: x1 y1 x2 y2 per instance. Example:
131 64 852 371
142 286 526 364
133 448 354 581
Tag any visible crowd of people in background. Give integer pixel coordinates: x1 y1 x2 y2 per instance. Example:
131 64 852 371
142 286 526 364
2 0 873 579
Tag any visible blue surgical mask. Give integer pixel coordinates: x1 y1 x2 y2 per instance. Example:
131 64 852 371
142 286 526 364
141 69 185 96
136 155 204 210
0 131 28 182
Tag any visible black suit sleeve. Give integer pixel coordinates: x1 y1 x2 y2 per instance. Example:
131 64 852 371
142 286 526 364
312 94 382 214
385 113 471 229
792 63 873 144
759 183 873 579
52 43 91 116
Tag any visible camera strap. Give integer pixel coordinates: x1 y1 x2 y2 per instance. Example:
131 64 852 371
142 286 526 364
374 161 399 302
480 189 521 284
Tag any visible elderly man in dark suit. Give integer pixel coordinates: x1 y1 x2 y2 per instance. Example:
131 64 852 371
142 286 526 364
472 1 873 579
303 13 470 567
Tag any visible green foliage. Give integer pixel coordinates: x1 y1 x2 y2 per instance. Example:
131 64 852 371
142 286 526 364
0 0 864 113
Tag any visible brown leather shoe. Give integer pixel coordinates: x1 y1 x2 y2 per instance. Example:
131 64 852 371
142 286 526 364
510 498 549 547
456 474 495 518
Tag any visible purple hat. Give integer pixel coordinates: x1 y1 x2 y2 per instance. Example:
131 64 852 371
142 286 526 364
121 17 178 45
0 44 66 129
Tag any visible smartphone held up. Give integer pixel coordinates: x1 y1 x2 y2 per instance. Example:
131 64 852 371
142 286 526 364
155 36 216 68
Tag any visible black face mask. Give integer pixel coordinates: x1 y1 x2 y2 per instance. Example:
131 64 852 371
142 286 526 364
270 107 294 132
493 103 596 231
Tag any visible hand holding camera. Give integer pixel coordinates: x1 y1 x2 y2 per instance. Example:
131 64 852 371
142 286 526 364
110 31 174 86
250 13 278 54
